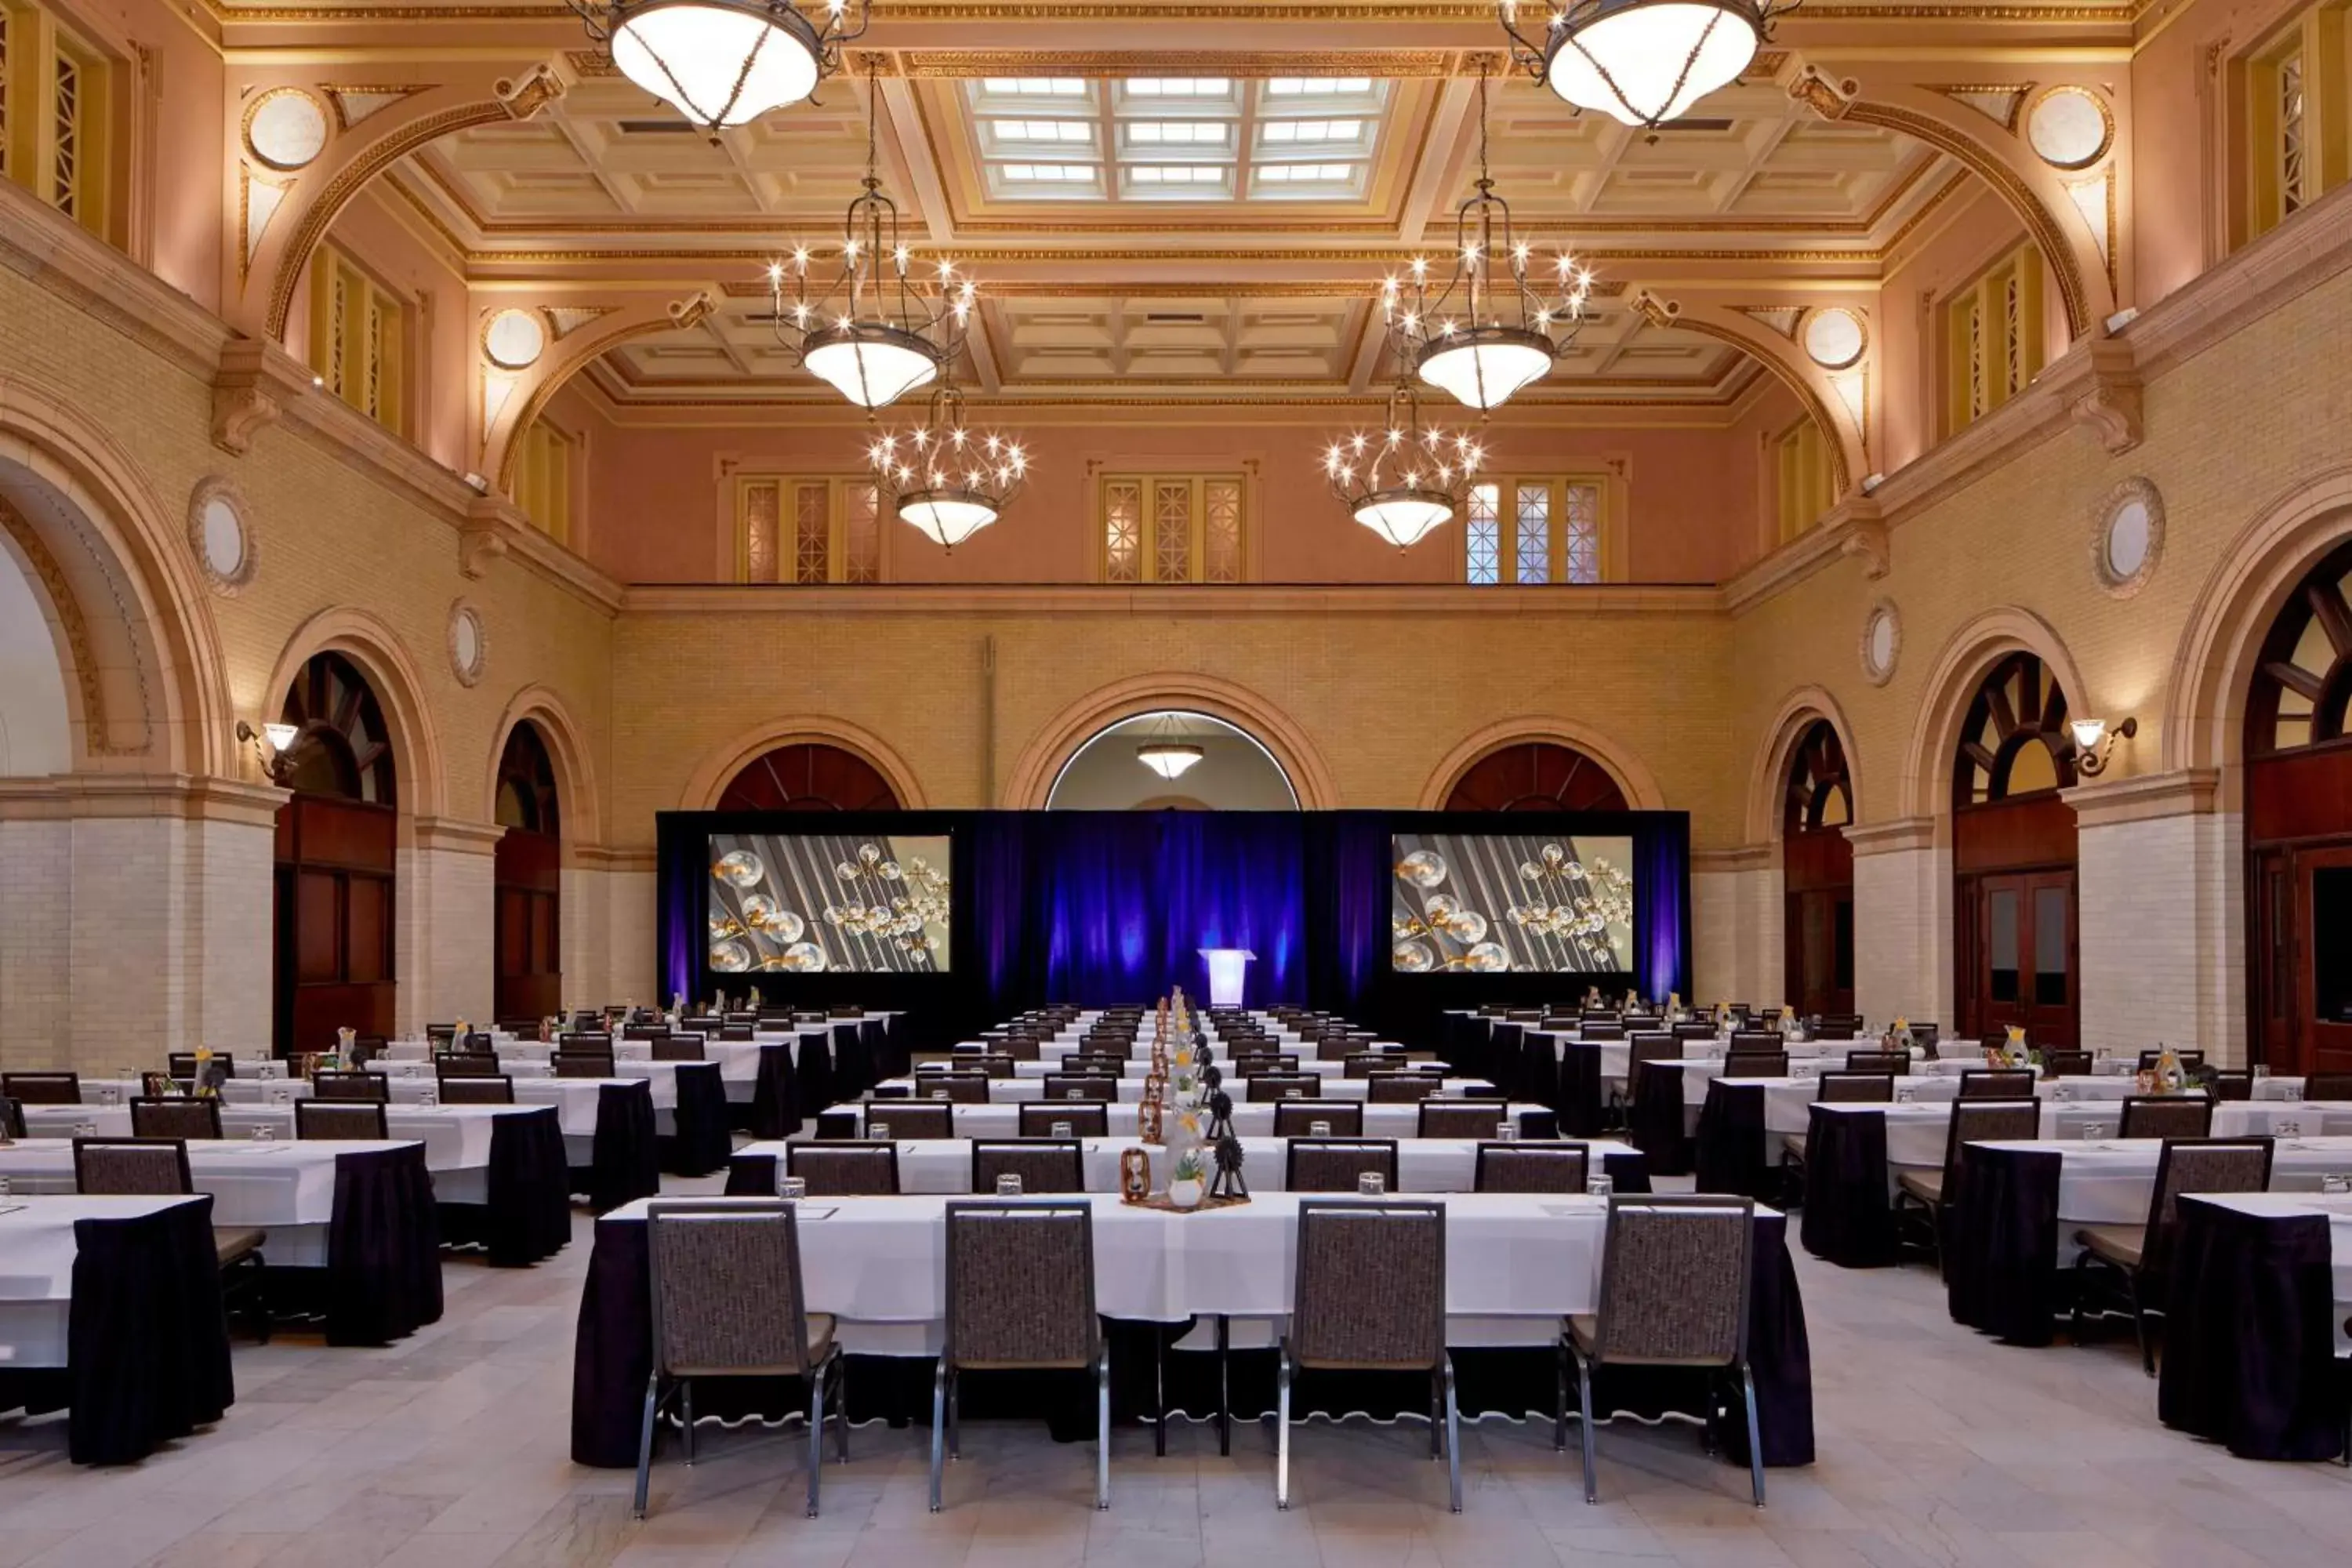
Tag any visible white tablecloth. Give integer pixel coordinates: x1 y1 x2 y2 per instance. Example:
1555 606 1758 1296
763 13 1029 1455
1972 1136 2352 1225
847 1099 1553 1142
878 1074 1494 1105
13 1102 521 1179
0 1194 211 1368
0 1137 417 1229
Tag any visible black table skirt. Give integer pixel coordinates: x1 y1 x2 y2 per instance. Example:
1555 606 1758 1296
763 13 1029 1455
1628 1065 1692 1176
0 1196 237 1465
568 1148 1823 1478
2159 1197 2347 1461
1487 1023 1524 1102
324 1145 445 1346
1693 1081 1780 1202
660 1062 733 1178
1944 1145 2064 1345
866 1017 905 1082
439 1105 572 1266
740 1042 801 1140
583 1080 661 1215
1442 1012 1484 1080
1799 1105 1900 1268
1558 1042 1603 1138
835 1023 875 1101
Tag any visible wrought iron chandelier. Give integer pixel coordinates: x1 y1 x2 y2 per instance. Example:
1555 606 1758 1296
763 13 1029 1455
1322 375 1486 549
863 352 1028 550
572 0 866 138
1383 65 1592 412
768 60 975 409
1499 0 1791 129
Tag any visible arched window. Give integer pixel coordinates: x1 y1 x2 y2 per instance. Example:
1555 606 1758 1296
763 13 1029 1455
1782 720 1853 1018
1783 720 1852 832
2249 536 2352 753
717 742 901 811
277 651 397 805
495 721 561 837
494 721 562 1027
1952 652 2077 809
1443 741 1629 812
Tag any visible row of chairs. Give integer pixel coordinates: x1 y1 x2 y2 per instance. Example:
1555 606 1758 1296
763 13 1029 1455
633 1192 1766 1520
903 1069 1453 1104
91 1100 402 1141
775 1135 1596 1196
859 1097 1518 1141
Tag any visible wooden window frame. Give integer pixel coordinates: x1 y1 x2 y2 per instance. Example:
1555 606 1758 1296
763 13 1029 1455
1457 470 1621 585
1939 241 2045 439
307 242 412 438
514 417 585 548
1774 418 1835 543
2241 4 2352 247
0 0 135 250
1094 470 1251 583
731 472 884 584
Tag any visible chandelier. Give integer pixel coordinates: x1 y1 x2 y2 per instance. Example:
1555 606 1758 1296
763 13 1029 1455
1135 714 1205 779
572 0 866 138
1322 375 1485 549
864 354 1028 550
1383 66 1591 412
1499 0 1790 129
768 61 975 409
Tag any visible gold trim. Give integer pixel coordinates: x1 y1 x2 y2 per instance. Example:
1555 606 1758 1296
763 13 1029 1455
198 0 2142 19
897 49 1458 77
321 83 435 133
2024 82 2114 171
241 86 331 171
1921 83 2033 134
1798 306 1869 369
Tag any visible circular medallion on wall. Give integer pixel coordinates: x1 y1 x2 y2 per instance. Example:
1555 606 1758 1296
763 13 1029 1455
2027 85 2113 171
448 601 488 688
481 308 546 372
1860 599 1901 686
2090 476 2164 598
1800 307 1867 371
186 477 258 594
243 88 329 172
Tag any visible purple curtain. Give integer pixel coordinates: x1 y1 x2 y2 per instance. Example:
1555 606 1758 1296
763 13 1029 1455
1634 813 1692 1001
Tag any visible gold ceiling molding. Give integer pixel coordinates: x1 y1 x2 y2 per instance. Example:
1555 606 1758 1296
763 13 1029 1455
321 83 435 132
893 49 1461 78
196 0 2141 20
462 245 1886 267
1922 82 2032 132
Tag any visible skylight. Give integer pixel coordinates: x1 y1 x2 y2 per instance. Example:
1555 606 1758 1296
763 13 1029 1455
1257 163 1356 184
1001 162 1096 183
1267 77 1374 96
1261 119 1363 144
993 119 1093 143
1129 165 1227 184
984 78 1087 96
1128 122 1229 146
1126 78 1232 97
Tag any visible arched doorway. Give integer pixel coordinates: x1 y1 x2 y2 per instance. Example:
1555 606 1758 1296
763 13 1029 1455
2245 536 2352 1073
0 539 73 776
717 743 902 811
1951 652 2081 1045
1045 710 1299 810
273 651 399 1055
1443 741 1630 811
493 721 562 1029
1782 720 1854 1018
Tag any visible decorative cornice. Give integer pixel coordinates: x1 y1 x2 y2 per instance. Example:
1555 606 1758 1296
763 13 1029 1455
1842 815 1940 855
1691 845 1779 874
2063 768 2221 829
0 183 230 380
412 814 508 853
210 336 314 456
621 583 1730 619
0 773 285 827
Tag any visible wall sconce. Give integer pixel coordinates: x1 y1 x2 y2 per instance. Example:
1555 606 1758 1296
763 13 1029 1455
236 719 301 783
2069 715 2137 777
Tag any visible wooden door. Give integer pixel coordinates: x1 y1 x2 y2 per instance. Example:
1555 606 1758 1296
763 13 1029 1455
273 793 397 1055
2251 848 2299 1073
2295 844 2352 1073
1962 869 2077 1047
1784 887 1854 1018
494 828 561 1028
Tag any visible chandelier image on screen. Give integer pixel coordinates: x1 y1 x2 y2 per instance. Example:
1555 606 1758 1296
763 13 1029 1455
1390 833 1634 973
707 833 952 974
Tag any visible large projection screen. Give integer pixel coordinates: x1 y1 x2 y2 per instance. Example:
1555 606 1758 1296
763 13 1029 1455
707 833 953 975
1390 831 1635 974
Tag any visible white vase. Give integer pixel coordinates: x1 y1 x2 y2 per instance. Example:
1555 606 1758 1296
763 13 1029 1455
1168 1178 1203 1210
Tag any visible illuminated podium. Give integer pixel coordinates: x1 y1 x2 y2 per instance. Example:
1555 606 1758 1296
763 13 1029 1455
1197 948 1257 1008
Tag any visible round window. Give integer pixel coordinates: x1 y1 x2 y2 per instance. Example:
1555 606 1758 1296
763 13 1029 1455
2091 477 2164 597
1861 601 1900 685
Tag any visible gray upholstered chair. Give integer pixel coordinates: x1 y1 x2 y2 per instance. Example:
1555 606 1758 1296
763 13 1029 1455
2118 1095 2214 1142
1249 1073 1322 1102
73 1135 268 1334
1565 1195 1762 1507
436 1054 503 1078
1892 1098 2041 1259
1367 1073 1442 1104
786 1141 900 1196
2041 1049 2094 1078
1277 1200 1457 1512
438 1075 515 1105
2307 1072 2352 1101
312 1069 389 1102
1417 1099 1512 1140
931 1202 1108 1512
1842 1051 1911 1076
650 1036 706 1062
633 1201 844 1520
1272 1101 1362 1137
4 1071 81 1105
971 1138 1084 1194
129 1097 225 1140
1958 1069 2039 1100
1473 1141 1590 1193
293 1099 389 1140
1037 1073 1113 1102
554 1052 616 1079
1284 1137 1398 1193
863 1101 954 1141
1017 1102 1108 1138
2073 1136 2272 1374
1719 1052 1788 1080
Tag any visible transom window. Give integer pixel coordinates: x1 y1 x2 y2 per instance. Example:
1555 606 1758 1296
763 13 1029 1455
1953 652 2078 808
2249 538 2352 753
1464 477 1607 586
735 475 881 585
1941 241 2045 437
306 242 408 437
0 1 116 242
1098 473 1247 583
2243 5 2351 243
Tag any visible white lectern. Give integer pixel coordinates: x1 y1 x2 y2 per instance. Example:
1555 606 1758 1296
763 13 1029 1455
1197 948 1256 1008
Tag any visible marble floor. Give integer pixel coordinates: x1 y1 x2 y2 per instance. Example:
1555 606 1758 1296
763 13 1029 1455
2 1178 2348 1568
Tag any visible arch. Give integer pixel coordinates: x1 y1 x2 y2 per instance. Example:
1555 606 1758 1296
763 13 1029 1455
1744 686 1864 845
0 372 230 776
1900 608 2090 825
261 607 446 820
718 744 903 811
1004 673 1339 810
485 292 717 495
681 717 930 812
2165 466 2352 811
1636 296 1866 498
484 683 601 847
1416 716 1664 812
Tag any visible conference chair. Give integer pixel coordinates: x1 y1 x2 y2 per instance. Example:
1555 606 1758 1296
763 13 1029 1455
1473 1141 1590 1193
1844 1051 1911 1076
1893 1098 2041 1261
1284 1138 1399 1192
2040 1049 2093 1078
129 1097 223 1140
438 1076 515 1105
436 1054 503 1078
1019 1102 1109 1137
1044 1073 1118 1102
313 1069 389 1102
2306 1072 2352 1101
1272 1101 1361 1137
2071 1137 2273 1374
862 1102 953 1140
1368 1073 1443 1104
2 1071 79 1105
167 1052 236 1080
1958 1069 2038 1100
72 1134 268 1338
1249 1073 1322 1102
786 1141 902 1196
971 1138 1085 1194
1417 1099 1512 1140
2118 1095 2214 1141
295 1099 390 1140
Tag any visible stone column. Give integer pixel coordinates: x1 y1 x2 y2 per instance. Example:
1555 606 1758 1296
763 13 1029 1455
398 815 503 1033
1845 815 1951 1029
1690 844 1781 1007
2067 769 2240 1060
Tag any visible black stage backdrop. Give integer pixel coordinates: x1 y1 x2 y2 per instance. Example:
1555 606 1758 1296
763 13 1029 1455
658 809 1690 1050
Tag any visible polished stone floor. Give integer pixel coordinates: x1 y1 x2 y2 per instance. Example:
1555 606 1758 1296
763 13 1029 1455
2 1174 2348 1568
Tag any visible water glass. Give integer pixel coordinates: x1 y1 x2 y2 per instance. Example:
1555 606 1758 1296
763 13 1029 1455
419 1087 439 1108
869 1120 891 1141
2255 1064 2272 1081
1050 1120 1073 1139
74 1120 96 1138
2085 1120 2113 1140
996 1173 1025 1196
1356 1171 1385 1196
0 1174 12 1199
271 1086 292 1107
1308 1119 1332 1138
97 1084 121 1107
1496 1120 1517 1142
932 1089 951 1102
1896 1086 1915 1103
250 1122 273 1142
2278 1119 2303 1138
1066 1088 1085 1100
779 1174 808 1202
1285 1088 1304 1100
1587 1175 1614 1199
2321 1173 2351 1196
2285 1085 2305 1102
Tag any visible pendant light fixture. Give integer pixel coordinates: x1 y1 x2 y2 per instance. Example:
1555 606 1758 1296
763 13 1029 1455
768 57 975 409
1499 0 1791 129
1384 63 1592 413
1322 374 1486 549
572 0 866 138
1135 713 1206 780
865 353 1028 550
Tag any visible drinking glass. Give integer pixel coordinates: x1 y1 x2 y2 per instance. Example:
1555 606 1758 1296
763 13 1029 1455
932 1089 951 1102
2321 1173 2351 1196
1497 1120 1517 1142
74 1120 96 1138
97 1083 121 1107
1066 1089 1084 1101
1896 1086 1915 1103
2285 1085 2305 1102
250 1123 272 1142
271 1086 292 1107
2254 1064 2272 1082
1308 1120 1332 1138
1588 1174 1614 1199
2085 1119 2113 1140
419 1087 439 1108
779 1174 808 1201
869 1120 891 1141
1050 1120 1073 1139
2278 1119 2303 1138
1356 1171 1385 1196
0 1175 12 1199
1285 1088 1304 1100
996 1173 1025 1196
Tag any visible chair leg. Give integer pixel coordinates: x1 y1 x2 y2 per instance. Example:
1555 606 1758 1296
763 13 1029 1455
633 1376 661 1521
680 1378 695 1466
1441 1356 1462 1515
1428 1376 1442 1460
2129 1270 2154 1377
1553 1336 1570 1454
1575 1352 1598 1504
833 1359 851 1464
928 1359 949 1513
2069 1250 2090 1345
1740 1363 1766 1508
1275 1350 1293 1511
1097 1351 1112 1512
1217 1314 1232 1458
806 1359 827 1519
948 1367 961 1459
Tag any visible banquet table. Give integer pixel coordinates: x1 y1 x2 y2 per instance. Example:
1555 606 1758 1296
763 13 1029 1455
570 1191 1812 1472
0 1193 234 1464
0 1138 442 1345
377 1033 819 1139
2157 1192 2352 1461
1944 1135 2352 1346
369 1058 728 1176
877 1074 1496 1105
817 1099 1560 1142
